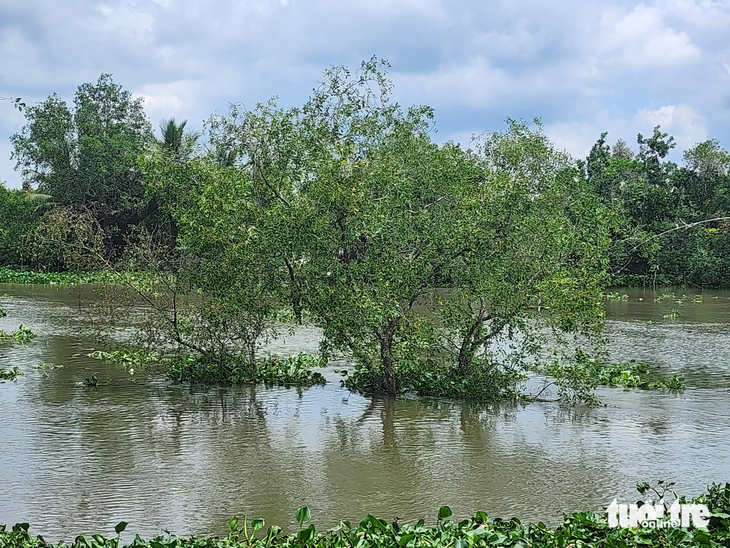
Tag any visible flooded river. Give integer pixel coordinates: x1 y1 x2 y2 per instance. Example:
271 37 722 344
1 285 729 540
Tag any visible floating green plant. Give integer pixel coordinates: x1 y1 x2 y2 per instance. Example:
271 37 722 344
0 366 21 381
3 482 730 548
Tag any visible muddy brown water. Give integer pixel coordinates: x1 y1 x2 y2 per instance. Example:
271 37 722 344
1 285 729 541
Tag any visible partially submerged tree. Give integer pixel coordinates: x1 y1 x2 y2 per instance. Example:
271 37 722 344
157 59 610 397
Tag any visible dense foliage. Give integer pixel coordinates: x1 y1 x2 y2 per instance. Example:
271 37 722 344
2 482 730 548
2 60 729 398
586 129 730 287
136 60 609 397
8 75 155 268
0 185 41 266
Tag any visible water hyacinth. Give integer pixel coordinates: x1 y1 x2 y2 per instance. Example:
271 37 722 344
3 483 730 548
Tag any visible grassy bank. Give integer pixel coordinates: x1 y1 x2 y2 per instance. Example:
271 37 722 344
0 267 113 285
2 483 729 548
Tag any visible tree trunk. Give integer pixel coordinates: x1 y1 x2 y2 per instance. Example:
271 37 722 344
457 318 482 375
380 333 397 395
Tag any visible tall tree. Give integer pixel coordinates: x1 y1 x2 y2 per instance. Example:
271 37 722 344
11 74 153 226
149 60 610 397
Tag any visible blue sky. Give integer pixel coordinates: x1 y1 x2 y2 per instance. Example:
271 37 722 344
2 0 730 188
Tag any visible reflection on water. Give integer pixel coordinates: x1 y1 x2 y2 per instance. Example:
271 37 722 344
1 284 729 541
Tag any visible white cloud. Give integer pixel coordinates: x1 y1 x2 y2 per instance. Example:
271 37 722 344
135 80 202 123
661 0 730 30
544 103 708 163
635 103 707 148
598 4 700 70
2 0 730 188
394 58 512 108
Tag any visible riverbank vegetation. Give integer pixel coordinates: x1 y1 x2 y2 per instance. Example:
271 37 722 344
2 482 729 548
0 267 113 285
1 59 725 400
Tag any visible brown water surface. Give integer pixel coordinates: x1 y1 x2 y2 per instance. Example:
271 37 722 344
1 285 729 541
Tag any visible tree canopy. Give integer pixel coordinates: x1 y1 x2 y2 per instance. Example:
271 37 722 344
11 74 153 225
141 60 610 396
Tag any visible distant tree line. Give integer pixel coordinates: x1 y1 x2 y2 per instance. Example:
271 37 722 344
586 128 730 286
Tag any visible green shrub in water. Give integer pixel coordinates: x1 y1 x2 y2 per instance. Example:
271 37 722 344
166 352 326 387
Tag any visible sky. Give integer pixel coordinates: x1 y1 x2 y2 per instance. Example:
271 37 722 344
1 0 730 188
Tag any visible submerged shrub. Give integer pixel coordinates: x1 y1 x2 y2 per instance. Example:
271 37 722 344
166 352 326 386
341 357 525 401
257 353 326 386
546 354 686 404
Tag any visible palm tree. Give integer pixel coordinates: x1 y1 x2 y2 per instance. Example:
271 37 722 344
159 118 200 159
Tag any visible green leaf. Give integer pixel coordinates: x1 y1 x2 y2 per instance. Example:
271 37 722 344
475 511 488 524
251 519 265 532
438 506 453 520
228 517 239 533
296 524 315 543
295 506 311 525
114 522 128 535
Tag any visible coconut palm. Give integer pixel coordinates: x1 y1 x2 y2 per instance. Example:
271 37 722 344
159 118 200 159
